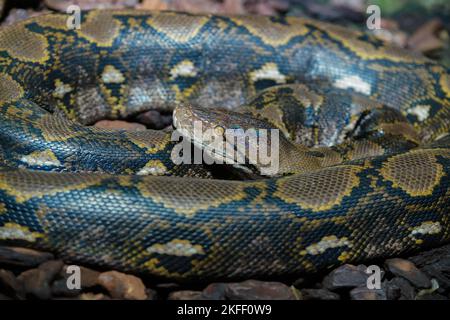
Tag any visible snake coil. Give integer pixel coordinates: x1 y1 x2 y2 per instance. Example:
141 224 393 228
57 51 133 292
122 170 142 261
0 10 449 280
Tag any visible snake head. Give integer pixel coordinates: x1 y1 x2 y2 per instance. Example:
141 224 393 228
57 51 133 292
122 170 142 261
173 105 319 176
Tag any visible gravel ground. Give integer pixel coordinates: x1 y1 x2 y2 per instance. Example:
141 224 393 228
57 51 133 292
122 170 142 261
1 244 450 300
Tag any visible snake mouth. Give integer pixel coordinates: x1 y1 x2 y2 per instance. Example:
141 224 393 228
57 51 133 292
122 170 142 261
173 104 235 165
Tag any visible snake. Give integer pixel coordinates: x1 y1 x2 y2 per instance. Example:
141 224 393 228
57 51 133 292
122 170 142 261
0 10 449 281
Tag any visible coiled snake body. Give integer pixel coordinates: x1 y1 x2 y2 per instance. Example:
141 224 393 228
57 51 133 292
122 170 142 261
0 10 449 280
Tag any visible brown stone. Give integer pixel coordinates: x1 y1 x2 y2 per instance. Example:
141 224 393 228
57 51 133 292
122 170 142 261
201 283 227 300
349 287 387 300
0 292 11 300
94 120 147 131
138 0 169 10
135 110 173 130
168 290 204 300
407 19 445 53
77 292 111 300
3 9 50 25
0 246 54 268
44 0 138 11
0 269 24 299
225 280 296 300
60 265 100 288
18 260 64 299
97 271 147 300
51 278 80 297
385 258 431 289
409 244 450 292
300 288 340 300
322 264 369 290
386 277 416 300
146 288 157 300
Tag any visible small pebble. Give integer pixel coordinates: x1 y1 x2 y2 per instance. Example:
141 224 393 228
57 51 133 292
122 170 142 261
168 290 204 300
0 269 24 299
97 271 147 300
17 260 64 300
2 9 50 25
94 120 147 131
416 293 448 300
44 0 138 11
349 287 387 300
60 265 100 289
135 110 173 129
0 246 54 268
385 258 431 288
383 280 401 300
146 288 157 300
300 288 340 300
0 292 11 300
386 277 416 300
202 283 227 300
77 292 111 300
51 278 80 297
409 244 450 292
225 280 296 300
322 264 369 290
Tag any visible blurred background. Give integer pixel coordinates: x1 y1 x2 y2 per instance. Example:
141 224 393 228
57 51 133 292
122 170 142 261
0 0 448 66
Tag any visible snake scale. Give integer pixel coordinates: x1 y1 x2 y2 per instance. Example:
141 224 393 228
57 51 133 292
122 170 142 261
0 10 449 281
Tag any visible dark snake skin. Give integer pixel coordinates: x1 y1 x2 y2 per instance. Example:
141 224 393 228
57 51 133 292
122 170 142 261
0 10 449 280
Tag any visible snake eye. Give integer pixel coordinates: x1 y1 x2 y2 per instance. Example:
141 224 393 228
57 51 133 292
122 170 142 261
214 125 225 136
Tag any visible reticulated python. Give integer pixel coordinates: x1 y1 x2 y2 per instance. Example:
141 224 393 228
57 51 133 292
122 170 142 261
0 10 449 281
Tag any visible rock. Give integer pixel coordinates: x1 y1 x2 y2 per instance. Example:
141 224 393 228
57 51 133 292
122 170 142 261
407 19 445 53
52 265 100 297
409 244 450 266
44 0 138 11
3 9 50 25
60 265 100 289
292 276 321 289
155 282 180 290
146 288 157 300
138 0 169 10
300 288 340 300
51 278 80 297
0 292 11 300
0 269 24 299
322 264 369 290
168 290 204 300
349 287 387 300
97 271 147 300
299 1 363 21
94 120 146 131
409 244 450 292
421 265 450 293
162 0 235 14
225 280 296 300
385 277 416 300
201 283 227 300
416 293 448 300
77 292 111 300
385 258 431 289
135 110 173 130
154 282 180 297
371 19 408 47
383 280 401 300
17 260 64 299
0 246 54 268
246 0 289 16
